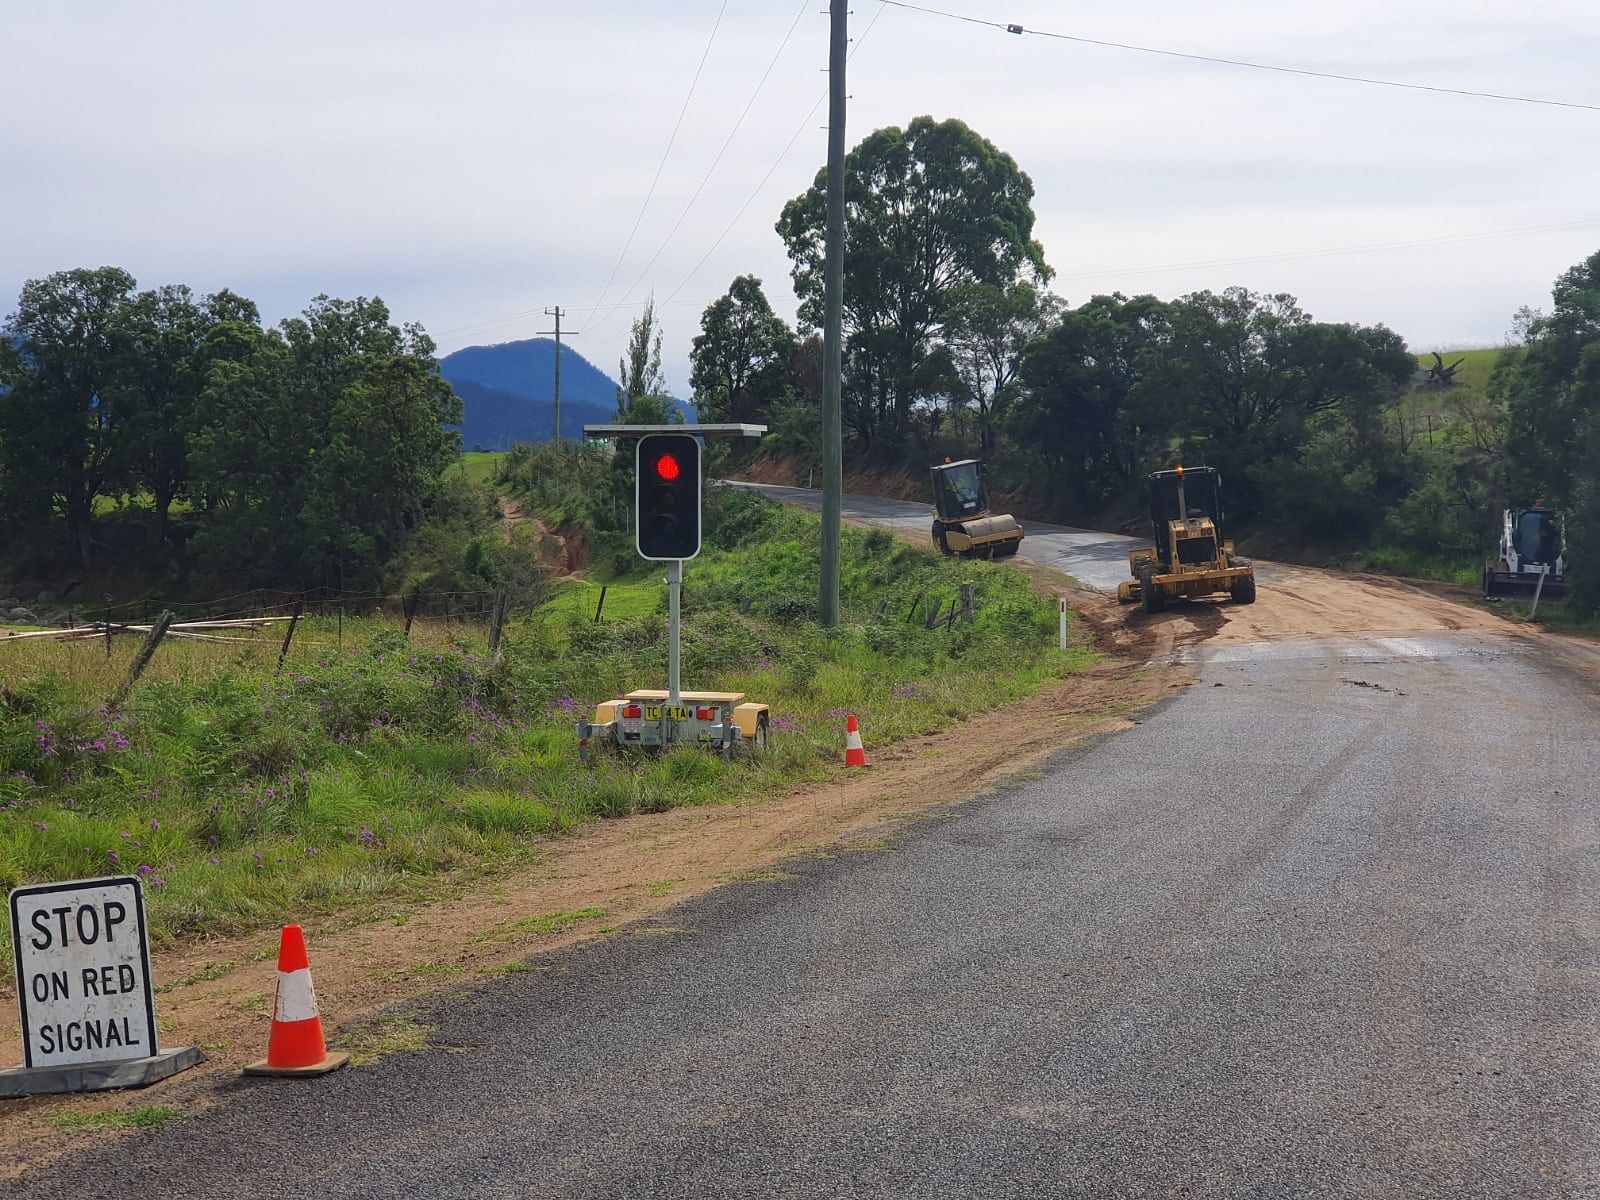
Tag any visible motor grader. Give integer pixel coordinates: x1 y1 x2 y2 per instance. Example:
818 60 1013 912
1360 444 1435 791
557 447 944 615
1116 465 1256 613
929 458 1024 558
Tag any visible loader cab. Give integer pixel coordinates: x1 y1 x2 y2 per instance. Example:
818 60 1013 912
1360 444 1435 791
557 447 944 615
932 459 989 521
1513 507 1562 567
1145 467 1224 566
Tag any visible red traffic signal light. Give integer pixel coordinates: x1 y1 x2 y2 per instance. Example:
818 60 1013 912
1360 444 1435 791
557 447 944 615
636 434 701 561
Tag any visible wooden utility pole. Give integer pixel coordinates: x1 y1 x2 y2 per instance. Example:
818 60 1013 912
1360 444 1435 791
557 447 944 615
540 306 576 444
820 0 847 627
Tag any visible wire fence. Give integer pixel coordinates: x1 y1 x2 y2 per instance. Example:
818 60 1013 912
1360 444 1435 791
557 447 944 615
57 586 511 629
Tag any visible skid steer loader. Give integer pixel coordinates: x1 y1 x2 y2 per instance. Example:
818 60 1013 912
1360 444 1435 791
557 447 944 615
929 458 1024 558
1116 465 1256 613
1483 506 1566 599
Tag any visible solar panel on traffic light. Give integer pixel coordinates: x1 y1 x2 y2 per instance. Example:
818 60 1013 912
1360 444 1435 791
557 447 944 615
635 433 701 560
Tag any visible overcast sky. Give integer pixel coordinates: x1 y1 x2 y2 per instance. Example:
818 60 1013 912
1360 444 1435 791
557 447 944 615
4 0 1598 395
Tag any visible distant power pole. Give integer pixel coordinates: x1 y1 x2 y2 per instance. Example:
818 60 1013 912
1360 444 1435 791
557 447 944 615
820 0 847 628
539 306 575 443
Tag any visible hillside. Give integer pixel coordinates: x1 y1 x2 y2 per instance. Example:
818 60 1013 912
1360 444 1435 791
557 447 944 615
440 338 620 449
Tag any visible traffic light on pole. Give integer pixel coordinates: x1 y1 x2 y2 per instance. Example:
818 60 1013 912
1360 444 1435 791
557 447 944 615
635 433 701 560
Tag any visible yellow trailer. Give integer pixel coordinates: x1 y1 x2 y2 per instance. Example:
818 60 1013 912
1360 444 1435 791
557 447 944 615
578 689 769 763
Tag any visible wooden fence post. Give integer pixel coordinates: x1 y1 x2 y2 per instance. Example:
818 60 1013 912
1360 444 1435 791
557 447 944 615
275 602 304 675
960 582 974 625
402 587 420 639
488 586 508 657
109 612 174 708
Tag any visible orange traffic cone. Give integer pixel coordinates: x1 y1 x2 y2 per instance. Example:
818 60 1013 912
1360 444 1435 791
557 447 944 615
844 714 868 768
243 925 350 1077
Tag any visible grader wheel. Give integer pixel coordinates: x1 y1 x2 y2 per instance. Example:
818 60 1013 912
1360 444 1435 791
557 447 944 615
1138 566 1166 614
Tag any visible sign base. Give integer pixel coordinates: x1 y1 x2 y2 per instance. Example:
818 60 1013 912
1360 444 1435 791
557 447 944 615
0 1046 203 1099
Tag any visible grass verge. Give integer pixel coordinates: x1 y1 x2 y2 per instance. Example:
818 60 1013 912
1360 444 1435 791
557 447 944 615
337 1017 433 1066
46 1105 184 1132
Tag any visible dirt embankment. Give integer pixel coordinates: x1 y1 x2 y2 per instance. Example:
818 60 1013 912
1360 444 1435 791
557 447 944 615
497 497 589 576
732 454 926 504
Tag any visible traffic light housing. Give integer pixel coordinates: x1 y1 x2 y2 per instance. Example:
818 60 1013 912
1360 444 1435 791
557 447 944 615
636 433 701 560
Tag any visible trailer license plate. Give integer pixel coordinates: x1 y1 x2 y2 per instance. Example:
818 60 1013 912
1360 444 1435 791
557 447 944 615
643 704 691 721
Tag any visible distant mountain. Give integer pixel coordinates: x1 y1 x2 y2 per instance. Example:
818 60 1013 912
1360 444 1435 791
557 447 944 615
440 338 619 449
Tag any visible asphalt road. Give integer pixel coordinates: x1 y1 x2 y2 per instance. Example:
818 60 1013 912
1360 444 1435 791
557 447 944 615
22 491 1599 1198
723 480 1286 591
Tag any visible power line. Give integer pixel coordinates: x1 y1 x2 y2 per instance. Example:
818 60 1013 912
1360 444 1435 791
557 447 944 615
441 4 885 351
433 2 732 346
585 0 731 325
875 0 1600 113
1056 217 1600 282
582 1 813 340
444 3 889 352
660 2 889 311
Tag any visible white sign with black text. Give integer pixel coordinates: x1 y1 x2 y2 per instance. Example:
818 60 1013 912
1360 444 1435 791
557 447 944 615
9 876 158 1068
